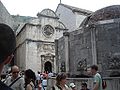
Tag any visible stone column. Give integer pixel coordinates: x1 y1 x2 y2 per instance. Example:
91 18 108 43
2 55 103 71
53 56 56 73
90 25 97 64
63 32 69 73
41 55 44 72
55 40 59 73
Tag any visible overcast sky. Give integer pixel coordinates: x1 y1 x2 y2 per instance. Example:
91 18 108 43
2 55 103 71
1 0 120 17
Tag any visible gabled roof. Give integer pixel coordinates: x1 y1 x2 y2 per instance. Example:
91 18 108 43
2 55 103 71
56 3 93 16
16 23 41 36
12 15 37 31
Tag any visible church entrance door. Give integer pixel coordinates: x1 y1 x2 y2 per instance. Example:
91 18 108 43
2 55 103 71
44 61 52 73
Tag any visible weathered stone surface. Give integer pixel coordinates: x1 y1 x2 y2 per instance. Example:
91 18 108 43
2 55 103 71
89 5 120 24
56 5 120 77
95 22 120 76
16 9 68 73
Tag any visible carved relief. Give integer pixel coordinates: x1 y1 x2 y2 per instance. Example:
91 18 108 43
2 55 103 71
42 44 55 54
77 58 87 71
41 54 55 62
108 57 120 69
43 44 55 51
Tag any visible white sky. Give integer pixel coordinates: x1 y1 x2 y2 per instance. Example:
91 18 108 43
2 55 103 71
1 0 120 17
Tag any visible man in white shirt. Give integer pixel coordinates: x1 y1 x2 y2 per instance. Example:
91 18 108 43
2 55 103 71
5 65 25 90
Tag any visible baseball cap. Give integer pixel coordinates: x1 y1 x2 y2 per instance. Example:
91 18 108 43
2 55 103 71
69 83 76 88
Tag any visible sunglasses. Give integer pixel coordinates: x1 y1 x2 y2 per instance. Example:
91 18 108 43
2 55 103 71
12 71 19 74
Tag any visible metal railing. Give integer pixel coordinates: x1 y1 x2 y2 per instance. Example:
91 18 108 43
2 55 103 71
47 77 120 90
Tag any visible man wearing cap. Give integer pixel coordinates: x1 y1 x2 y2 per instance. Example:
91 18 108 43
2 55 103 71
0 23 16 90
69 83 76 90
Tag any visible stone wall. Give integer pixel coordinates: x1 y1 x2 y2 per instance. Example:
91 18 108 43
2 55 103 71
56 18 120 77
16 42 26 70
0 1 14 28
94 20 120 77
68 29 92 76
56 37 66 72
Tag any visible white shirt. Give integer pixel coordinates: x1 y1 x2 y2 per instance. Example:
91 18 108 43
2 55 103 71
42 79 47 90
36 74 41 80
5 76 25 90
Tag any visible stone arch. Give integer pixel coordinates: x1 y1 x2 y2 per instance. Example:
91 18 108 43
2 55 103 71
41 53 55 72
37 9 58 19
57 21 67 29
44 61 52 73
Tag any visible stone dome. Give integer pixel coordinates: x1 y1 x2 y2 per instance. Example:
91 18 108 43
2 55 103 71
89 5 120 24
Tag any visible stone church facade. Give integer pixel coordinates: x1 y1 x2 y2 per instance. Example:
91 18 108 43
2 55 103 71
16 9 68 73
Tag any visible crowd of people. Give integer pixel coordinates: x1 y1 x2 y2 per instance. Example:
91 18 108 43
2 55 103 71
0 23 103 90
1 66 96 90
51 72 91 90
1 65 55 90
50 65 103 90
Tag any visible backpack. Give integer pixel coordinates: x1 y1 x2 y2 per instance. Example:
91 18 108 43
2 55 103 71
97 75 107 89
102 79 107 89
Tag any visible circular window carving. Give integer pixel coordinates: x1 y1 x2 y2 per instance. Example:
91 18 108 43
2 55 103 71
42 25 54 37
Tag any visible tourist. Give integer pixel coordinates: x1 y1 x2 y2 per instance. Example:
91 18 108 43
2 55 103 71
52 72 69 90
41 76 47 90
24 69 36 90
0 23 16 90
80 83 89 90
42 71 48 79
48 72 53 77
91 65 102 90
5 65 25 90
69 83 76 90
36 71 42 90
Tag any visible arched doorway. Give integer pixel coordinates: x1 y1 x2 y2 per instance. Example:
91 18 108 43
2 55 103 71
44 61 52 73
